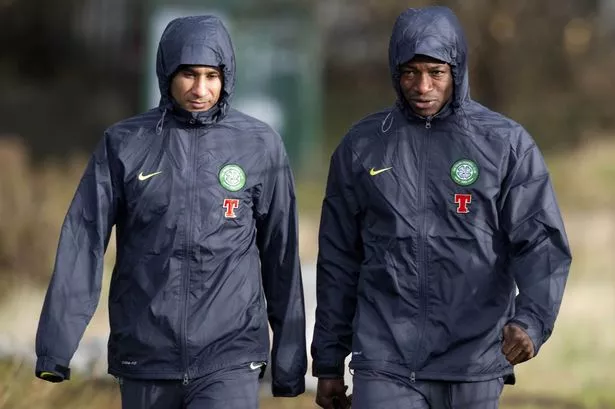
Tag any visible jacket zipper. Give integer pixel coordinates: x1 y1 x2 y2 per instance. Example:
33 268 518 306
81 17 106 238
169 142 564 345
181 128 199 385
411 117 432 379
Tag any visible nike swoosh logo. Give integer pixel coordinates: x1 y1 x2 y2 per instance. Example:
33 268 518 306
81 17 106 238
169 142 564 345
369 167 392 176
249 362 264 370
138 171 162 181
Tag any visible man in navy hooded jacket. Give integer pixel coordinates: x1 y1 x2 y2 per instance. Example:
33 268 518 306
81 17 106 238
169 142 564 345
311 6 571 409
35 15 307 408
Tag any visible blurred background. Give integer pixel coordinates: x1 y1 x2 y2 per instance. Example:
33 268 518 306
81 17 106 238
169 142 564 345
1 0 614 407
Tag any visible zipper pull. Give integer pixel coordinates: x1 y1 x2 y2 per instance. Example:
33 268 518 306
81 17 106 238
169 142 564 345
183 373 189 385
410 372 416 383
425 119 432 129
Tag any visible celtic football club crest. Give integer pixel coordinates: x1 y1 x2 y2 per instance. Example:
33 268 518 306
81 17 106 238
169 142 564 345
450 159 479 186
218 164 246 192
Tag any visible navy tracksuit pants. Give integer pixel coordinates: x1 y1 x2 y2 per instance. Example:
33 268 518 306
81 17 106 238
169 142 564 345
118 364 262 409
352 370 504 409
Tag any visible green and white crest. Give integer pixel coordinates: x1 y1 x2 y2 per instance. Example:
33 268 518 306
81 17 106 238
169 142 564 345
450 159 479 186
219 164 246 191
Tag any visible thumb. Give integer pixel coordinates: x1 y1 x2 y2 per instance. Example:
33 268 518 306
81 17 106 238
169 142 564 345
501 325 515 354
502 324 513 340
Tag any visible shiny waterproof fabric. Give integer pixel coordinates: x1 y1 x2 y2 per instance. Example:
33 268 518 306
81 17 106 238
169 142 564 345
119 364 261 409
311 7 571 382
352 370 504 409
36 15 306 397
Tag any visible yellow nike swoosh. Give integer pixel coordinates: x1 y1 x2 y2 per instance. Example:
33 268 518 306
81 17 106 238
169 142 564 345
138 171 162 181
369 167 392 176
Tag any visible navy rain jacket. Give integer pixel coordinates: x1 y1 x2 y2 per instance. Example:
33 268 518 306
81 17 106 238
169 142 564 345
35 15 307 396
311 7 571 383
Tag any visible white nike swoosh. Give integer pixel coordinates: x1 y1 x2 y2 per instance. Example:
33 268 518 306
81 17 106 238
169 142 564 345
249 362 264 371
138 171 162 181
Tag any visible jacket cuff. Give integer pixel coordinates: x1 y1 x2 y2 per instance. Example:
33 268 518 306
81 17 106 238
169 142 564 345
509 317 547 355
272 377 305 397
35 356 71 381
312 362 345 378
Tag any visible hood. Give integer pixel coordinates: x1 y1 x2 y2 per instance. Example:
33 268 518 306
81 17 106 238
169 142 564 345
388 6 470 113
155 15 236 123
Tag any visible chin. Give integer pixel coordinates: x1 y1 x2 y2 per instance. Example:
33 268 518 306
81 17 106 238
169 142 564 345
412 109 435 118
187 106 213 112
407 104 437 118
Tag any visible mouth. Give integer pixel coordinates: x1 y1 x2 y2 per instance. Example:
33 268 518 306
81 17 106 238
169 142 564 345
188 101 210 109
410 99 437 110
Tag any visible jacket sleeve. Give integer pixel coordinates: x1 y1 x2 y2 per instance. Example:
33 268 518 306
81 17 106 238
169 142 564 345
255 134 307 397
35 133 120 381
500 138 572 354
311 142 362 378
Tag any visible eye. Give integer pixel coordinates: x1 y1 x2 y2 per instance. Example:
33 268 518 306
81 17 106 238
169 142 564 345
401 70 416 79
431 70 448 78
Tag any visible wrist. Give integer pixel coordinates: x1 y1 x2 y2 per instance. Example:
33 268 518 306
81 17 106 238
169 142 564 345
312 362 345 378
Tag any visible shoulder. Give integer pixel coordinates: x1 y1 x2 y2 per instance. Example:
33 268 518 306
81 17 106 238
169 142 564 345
347 108 392 140
337 107 393 154
221 108 285 151
222 108 277 134
103 108 161 147
462 101 536 158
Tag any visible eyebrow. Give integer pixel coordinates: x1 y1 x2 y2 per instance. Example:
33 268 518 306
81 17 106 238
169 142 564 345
180 67 221 75
402 64 448 70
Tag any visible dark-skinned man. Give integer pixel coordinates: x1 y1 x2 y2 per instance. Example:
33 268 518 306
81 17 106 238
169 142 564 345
311 6 571 409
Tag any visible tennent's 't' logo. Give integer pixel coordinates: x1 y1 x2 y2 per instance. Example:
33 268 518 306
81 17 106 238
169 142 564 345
454 194 472 214
223 199 240 218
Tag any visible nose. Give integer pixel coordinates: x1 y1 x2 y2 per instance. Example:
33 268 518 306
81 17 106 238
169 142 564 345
414 73 433 94
191 76 208 98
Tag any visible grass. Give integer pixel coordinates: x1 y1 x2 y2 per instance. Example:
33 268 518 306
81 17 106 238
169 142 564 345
0 138 88 295
549 136 615 210
0 359 120 409
1 135 615 408
499 279 615 408
2 356 612 409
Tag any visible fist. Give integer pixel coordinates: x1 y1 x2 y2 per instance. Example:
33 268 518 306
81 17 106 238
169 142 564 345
501 323 535 365
316 378 351 409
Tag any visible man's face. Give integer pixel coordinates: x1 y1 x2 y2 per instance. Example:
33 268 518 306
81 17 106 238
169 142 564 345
399 55 453 118
170 65 222 112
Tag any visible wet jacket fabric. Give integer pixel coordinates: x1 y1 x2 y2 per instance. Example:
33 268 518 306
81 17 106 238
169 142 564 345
311 6 571 383
35 15 307 396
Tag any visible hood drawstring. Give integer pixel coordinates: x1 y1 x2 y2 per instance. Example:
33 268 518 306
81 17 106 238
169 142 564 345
381 111 394 133
156 108 167 135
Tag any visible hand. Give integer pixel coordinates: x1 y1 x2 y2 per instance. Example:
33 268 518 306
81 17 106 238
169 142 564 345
501 323 535 365
316 378 351 409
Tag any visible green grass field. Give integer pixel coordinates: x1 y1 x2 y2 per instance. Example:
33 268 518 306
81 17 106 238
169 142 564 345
1 357 612 409
1 137 614 408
